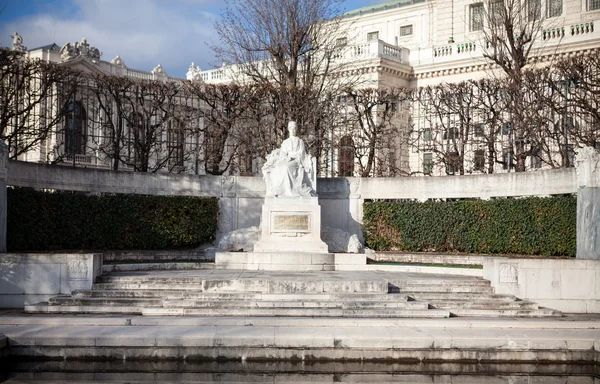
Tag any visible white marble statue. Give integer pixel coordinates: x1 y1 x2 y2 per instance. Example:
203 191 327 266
10 32 25 52
262 121 316 197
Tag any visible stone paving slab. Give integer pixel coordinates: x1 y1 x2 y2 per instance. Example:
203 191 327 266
1 312 599 329
98 269 485 282
0 320 598 363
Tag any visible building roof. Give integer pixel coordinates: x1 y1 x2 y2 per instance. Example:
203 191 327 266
29 43 61 52
344 0 426 17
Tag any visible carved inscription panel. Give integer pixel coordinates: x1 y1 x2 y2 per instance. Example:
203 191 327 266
272 213 311 233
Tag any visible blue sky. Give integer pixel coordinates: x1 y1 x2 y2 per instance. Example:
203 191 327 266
0 0 389 78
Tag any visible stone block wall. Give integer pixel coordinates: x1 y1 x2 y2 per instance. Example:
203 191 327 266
0 253 102 308
483 257 600 313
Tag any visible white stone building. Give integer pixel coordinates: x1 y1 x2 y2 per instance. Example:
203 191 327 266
10 0 600 176
196 0 600 177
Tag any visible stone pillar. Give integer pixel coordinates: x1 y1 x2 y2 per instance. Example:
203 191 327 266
0 141 7 252
575 147 600 259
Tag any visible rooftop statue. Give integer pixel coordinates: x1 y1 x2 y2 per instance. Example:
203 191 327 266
262 121 316 198
10 32 26 52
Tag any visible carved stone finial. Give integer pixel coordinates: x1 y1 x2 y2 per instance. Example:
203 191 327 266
110 55 127 68
10 32 26 52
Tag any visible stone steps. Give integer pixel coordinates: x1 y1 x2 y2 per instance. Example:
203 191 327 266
24 270 562 319
72 290 410 301
428 299 539 310
25 303 450 318
161 299 427 309
406 292 517 301
389 285 494 293
388 278 491 287
446 308 563 317
140 307 450 318
48 296 425 310
92 277 389 294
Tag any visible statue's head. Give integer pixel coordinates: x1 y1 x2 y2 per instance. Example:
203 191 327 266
288 121 297 137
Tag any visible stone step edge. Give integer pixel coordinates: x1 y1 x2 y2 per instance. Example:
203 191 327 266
24 304 451 318
3 314 595 329
72 290 410 300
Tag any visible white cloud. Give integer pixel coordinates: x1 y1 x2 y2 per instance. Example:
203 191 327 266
1 0 222 78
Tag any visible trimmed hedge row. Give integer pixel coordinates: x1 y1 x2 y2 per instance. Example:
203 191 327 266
363 196 576 257
7 187 218 251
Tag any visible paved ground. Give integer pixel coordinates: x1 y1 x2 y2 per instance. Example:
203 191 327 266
1 269 599 364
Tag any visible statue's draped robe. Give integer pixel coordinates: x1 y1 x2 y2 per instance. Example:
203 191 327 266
266 137 314 197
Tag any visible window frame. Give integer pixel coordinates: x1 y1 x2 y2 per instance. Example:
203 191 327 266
399 24 413 37
469 2 484 32
423 152 433 175
367 31 379 42
547 0 563 18
474 149 485 172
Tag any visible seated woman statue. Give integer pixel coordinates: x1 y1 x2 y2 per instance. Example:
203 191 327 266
262 121 316 197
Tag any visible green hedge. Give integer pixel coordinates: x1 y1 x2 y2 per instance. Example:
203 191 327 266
7 187 219 251
363 196 576 257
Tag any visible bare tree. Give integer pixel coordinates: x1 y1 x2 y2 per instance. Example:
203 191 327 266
212 0 355 170
550 51 600 154
0 48 82 159
480 0 550 171
481 0 545 82
344 87 408 177
186 82 255 175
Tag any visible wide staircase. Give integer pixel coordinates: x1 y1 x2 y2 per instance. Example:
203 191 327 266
25 270 562 318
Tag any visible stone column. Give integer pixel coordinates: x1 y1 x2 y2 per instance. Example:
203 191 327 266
0 141 7 252
575 147 600 259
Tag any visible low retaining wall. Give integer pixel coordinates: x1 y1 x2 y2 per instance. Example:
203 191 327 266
483 257 600 313
0 253 103 308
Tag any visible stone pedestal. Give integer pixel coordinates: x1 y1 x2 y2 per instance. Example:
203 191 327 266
0 141 7 253
575 147 600 260
254 197 328 253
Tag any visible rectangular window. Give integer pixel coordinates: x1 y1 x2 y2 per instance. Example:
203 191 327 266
469 3 484 31
446 152 460 174
400 25 413 36
444 127 459 140
423 128 432 141
502 148 513 170
474 123 484 137
367 31 379 42
423 153 433 175
591 0 600 10
474 149 485 172
336 37 347 47
527 0 541 21
531 149 542 169
490 0 504 26
548 0 562 17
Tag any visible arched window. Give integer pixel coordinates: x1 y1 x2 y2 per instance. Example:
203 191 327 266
65 102 86 155
338 135 354 177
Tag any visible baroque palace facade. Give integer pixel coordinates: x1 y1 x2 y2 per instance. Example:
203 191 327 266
11 0 600 176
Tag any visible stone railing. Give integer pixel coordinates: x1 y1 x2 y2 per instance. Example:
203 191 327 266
348 39 408 63
63 153 94 165
126 68 153 81
542 26 566 41
198 40 409 84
